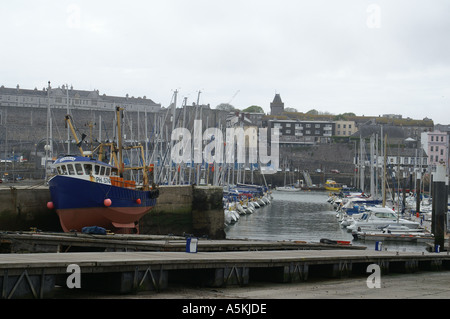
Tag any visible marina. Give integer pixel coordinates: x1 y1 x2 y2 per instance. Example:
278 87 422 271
225 190 439 252
1 0 450 304
1 188 450 299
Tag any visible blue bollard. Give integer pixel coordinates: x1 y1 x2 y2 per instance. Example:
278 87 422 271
375 241 383 251
186 237 198 253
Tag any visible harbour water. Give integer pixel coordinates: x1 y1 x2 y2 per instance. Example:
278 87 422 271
225 190 431 252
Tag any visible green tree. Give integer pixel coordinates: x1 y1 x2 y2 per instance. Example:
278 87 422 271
242 105 264 113
306 109 319 115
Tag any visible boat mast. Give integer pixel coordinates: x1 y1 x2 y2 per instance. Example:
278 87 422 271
45 81 52 181
382 133 387 207
370 134 375 197
168 90 178 184
116 106 124 177
66 84 70 154
65 115 85 156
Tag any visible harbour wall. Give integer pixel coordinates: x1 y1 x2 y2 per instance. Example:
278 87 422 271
139 185 225 239
0 185 225 239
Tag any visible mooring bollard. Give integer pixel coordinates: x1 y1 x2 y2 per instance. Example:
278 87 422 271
375 241 383 251
186 237 198 253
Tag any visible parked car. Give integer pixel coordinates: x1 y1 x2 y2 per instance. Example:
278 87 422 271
330 169 340 174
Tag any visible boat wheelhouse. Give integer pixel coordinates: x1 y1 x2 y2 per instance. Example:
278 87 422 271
54 156 114 184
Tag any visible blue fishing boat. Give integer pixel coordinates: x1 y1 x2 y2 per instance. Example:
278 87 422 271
47 107 159 234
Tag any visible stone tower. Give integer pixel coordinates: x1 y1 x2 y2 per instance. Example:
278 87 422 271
270 93 284 115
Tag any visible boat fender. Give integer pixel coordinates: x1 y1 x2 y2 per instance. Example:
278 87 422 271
136 198 141 204
104 198 112 207
47 201 54 209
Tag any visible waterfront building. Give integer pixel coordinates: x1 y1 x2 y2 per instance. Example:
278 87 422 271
381 147 428 170
0 84 161 113
334 120 358 137
267 119 334 146
420 130 449 169
226 111 264 128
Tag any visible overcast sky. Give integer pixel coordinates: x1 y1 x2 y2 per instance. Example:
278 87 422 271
1 1 449 124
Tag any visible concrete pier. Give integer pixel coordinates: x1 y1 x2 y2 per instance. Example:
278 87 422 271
1 249 450 298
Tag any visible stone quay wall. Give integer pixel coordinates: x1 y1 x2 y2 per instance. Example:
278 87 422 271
0 185 225 239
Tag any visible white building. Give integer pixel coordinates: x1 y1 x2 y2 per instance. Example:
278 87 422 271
0 84 161 113
421 130 449 169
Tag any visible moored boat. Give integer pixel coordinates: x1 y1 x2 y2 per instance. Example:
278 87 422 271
47 107 159 234
275 185 301 192
324 179 342 192
346 206 421 233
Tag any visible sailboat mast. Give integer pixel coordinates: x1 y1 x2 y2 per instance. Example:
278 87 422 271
66 84 70 154
116 106 124 176
382 133 387 207
370 134 375 197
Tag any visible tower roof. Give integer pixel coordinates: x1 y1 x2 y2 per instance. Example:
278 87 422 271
272 93 283 104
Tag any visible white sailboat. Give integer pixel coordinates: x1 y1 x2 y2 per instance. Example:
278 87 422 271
276 164 301 192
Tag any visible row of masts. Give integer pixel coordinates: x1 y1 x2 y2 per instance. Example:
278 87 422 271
354 129 428 209
44 87 266 188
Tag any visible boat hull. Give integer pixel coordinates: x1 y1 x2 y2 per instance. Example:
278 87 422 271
49 175 158 233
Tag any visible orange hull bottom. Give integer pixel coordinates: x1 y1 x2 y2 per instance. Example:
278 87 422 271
56 206 153 234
